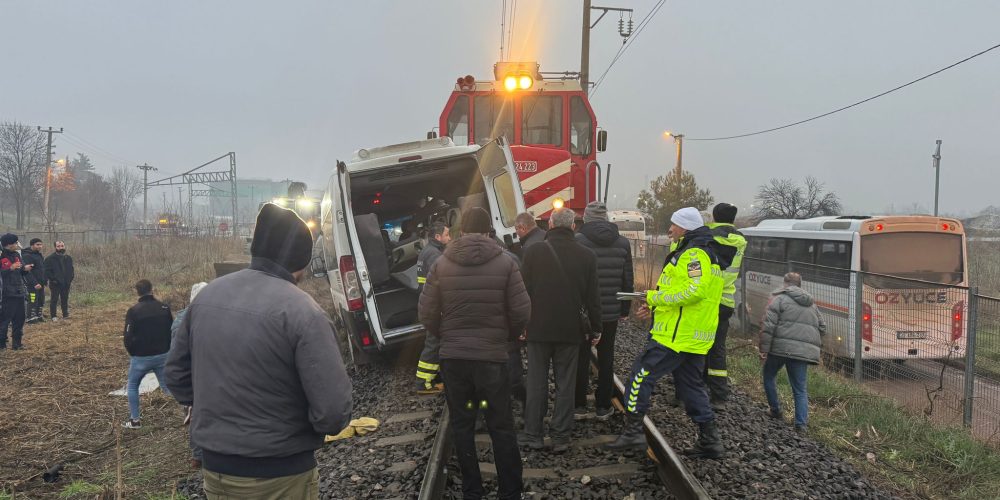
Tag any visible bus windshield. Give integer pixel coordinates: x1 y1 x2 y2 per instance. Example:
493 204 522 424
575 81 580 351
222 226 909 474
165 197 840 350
861 232 964 284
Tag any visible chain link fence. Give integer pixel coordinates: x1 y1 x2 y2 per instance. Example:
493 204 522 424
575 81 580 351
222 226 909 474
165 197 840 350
737 256 1000 444
627 239 999 444
9 224 253 247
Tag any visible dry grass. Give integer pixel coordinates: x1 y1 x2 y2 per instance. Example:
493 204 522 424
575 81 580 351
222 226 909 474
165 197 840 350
970 240 1000 296
0 237 243 498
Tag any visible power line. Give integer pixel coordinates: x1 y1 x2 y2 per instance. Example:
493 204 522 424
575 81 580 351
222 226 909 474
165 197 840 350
688 41 1000 141
60 132 134 166
591 0 667 95
507 0 517 60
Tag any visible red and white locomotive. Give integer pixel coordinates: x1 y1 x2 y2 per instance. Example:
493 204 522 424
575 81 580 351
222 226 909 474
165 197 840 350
436 61 607 219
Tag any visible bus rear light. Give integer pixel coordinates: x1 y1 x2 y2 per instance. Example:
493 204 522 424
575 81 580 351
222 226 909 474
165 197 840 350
875 224 884 231
339 256 364 312
862 302 873 342
941 223 949 231
359 327 373 347
951 301 964 341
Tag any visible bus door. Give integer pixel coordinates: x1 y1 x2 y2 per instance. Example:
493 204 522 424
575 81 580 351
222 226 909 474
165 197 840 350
476 137 527 245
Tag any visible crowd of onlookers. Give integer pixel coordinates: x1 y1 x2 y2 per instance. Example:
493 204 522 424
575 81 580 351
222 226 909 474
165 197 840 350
0 234 74 350
110 200 826 500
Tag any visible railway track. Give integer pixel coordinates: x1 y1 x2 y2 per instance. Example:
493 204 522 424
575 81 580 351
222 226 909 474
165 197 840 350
420 350 709 500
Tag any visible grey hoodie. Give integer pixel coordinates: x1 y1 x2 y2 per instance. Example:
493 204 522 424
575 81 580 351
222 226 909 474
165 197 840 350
761 286 827 364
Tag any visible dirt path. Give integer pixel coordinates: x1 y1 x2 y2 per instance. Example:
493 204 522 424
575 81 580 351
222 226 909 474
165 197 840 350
0 300 192 498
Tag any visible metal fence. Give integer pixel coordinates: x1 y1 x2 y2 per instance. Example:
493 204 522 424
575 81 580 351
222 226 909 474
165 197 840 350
738 256 1000 443
629 240 999 444
9 224 253 246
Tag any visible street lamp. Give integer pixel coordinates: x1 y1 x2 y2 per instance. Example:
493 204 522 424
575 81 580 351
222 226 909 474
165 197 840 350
664 131 684 177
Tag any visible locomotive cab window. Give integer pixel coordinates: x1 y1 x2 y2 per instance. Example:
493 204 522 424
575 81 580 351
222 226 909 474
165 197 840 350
569 96 591 155
447 95 470 145
473 95 513 145
521 95 562 146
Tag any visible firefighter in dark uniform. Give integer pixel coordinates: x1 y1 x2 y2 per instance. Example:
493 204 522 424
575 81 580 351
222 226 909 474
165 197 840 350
705 203 746 408
414 221 451 394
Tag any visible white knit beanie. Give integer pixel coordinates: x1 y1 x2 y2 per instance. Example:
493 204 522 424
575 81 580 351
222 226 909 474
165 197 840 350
670 207 704 231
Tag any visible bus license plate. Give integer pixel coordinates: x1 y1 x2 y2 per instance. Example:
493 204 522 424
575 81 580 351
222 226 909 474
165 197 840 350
897 331 927 340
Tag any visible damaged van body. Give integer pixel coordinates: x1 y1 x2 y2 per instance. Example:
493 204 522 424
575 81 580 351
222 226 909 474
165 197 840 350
319 136 527 360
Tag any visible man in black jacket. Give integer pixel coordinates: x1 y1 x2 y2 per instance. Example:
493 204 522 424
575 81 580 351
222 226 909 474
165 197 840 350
23 238 46 323
514 211 545 259
122 279 174 429
574 202 634 419
419 207 531 500
44 241 74 320
1 233 37 350
519 207 602 452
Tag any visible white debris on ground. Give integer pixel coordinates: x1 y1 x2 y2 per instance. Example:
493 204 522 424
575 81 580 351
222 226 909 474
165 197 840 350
108 372 163 396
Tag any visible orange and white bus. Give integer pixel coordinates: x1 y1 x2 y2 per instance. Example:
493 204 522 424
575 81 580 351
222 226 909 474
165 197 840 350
609 210 647 258
739 216 968 363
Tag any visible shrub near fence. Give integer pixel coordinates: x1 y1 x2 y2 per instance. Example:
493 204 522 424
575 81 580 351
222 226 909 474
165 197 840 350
70 236 244 300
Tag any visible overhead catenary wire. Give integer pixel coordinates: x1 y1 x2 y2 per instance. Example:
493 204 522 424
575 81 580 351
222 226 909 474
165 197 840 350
687 41 1000 141
590 0 667 96
507 0 517 60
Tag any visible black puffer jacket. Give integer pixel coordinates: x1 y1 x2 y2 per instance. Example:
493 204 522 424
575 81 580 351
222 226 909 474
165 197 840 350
522 227 602 343
22 249 45 288
418 234 531 363
576 221 634 321
0 249 34 299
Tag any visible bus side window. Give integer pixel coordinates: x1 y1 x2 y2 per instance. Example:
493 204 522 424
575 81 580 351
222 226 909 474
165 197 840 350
758 238 786 277
815 241 852 287
448 95 470 145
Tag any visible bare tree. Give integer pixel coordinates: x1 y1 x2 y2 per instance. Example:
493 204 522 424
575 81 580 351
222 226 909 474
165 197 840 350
753 176 842 222
0 122 47 228
107 166 144 229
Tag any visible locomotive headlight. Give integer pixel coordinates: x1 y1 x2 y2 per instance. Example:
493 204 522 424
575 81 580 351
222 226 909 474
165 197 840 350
306 220 316 229
503 76 518 92
552 197 565 210
297 199 313 210
518 75 533 90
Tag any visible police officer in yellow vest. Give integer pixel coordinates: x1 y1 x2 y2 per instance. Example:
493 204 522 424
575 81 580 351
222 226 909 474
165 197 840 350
705 203 746 407
606 207 725 459
414 221 451 394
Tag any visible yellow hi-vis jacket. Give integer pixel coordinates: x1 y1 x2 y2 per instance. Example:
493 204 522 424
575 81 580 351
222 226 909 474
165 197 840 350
647 240 724 355
708 222 746 309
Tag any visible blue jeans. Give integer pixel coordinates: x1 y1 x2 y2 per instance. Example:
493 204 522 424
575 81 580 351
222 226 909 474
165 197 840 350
762 355 809 426
127 353 170 420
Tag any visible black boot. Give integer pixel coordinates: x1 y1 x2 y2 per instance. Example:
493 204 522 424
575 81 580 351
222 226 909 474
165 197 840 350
683 420 725 459
604 412 647 451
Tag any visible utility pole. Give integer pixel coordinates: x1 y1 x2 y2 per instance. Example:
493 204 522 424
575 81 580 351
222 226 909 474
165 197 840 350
38 126 63 231
673 134 684 177
177 186 184 221
137 163 157 228
932 140 942 216
580 3 633 95
581 0 592 94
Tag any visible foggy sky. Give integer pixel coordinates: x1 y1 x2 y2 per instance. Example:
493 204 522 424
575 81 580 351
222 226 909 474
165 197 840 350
1 1 997 217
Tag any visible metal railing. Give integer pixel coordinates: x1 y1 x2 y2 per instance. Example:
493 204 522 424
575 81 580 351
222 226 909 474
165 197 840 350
10 224 255 246
628 240 999 445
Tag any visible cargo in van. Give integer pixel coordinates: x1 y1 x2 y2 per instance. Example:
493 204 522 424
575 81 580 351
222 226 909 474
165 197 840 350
319 137 526 360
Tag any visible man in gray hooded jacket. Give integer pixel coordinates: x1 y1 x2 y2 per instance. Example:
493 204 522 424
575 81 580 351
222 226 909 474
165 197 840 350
166 203 352 499
760 272 826 432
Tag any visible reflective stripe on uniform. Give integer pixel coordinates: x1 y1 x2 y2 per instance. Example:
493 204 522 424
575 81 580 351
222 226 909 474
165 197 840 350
417 360 439 372
416 277 427 284
707 369 728 377
626 368 650 413
415 370 436 381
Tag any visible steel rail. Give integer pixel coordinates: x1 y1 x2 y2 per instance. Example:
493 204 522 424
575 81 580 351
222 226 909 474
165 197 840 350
417 406 452 500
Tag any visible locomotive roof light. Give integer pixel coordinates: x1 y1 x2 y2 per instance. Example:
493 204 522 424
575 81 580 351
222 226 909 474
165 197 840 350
502 73 534 92
518 75 533 90
503 75 518 91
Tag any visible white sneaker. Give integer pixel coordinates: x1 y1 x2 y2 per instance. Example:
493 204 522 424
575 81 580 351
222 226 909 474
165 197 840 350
122 419 141 429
